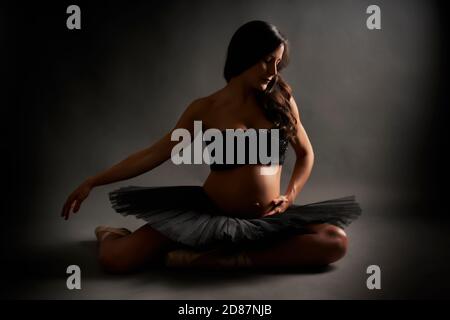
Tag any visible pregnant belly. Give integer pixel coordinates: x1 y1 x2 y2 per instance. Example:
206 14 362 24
202 165 282 218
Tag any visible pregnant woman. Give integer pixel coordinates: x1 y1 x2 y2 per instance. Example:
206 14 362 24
61 21 361 274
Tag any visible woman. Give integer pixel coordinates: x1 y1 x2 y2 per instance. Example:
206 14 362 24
61 21 361 274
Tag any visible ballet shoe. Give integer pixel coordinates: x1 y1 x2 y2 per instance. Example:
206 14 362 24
165 248 252 269
95 225 132 242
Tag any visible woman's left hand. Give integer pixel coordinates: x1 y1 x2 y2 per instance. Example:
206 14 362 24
264 195 292 216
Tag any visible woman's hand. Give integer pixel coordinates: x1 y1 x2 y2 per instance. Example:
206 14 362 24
263 195 292 217
61 179 94 220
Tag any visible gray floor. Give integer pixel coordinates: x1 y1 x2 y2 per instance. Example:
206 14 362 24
3 196 450 300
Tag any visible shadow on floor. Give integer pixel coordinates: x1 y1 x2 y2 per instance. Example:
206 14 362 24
3 239 337 290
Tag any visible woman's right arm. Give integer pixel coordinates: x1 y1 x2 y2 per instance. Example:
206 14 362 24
61 98 206 219
86 131 177 188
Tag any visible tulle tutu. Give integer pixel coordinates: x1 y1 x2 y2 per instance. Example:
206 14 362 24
109 185 362 249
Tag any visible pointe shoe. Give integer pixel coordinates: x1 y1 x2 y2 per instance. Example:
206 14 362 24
95 225 132 242
165 248 253 269
165 249 216 267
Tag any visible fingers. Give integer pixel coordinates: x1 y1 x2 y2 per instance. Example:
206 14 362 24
62 197 76 220
65 201 73 220
73 200 81 213
61 198 71 219
271 199 282 207
266 196 290 216
68 201 77 219
265 207 281 216
265 204 284 216
271 196 288 207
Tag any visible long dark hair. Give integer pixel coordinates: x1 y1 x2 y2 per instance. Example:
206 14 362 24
223 20 297 138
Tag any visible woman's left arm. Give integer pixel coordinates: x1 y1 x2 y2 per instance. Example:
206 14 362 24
265 95 314 216
284 95 315 204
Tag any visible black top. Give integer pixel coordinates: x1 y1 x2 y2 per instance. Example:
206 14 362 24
204 128 289 171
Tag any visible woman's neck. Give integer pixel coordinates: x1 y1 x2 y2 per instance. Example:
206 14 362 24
225 76 257 105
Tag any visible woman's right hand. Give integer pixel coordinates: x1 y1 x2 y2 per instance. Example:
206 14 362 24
61 179 94 220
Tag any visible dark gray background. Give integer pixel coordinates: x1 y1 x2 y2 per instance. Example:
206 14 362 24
3 0 449 299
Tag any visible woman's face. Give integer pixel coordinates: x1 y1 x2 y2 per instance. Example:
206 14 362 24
244 44 285 91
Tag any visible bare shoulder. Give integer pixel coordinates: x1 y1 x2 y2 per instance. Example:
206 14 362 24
287 94 314 155
186 89 227 117
288 94 301 120
185 96 209 115
190 90 223 112
290 95 312 131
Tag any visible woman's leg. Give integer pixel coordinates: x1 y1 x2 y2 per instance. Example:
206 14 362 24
97 223 348 272
183 223 348 269
97 224 177 274
245 223 348 267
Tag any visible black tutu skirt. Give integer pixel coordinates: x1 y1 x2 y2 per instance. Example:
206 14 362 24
109 186 362 249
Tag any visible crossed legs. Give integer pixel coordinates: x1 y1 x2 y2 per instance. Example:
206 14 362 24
245 224 348 267
97 224 176 273
97 223 348 274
